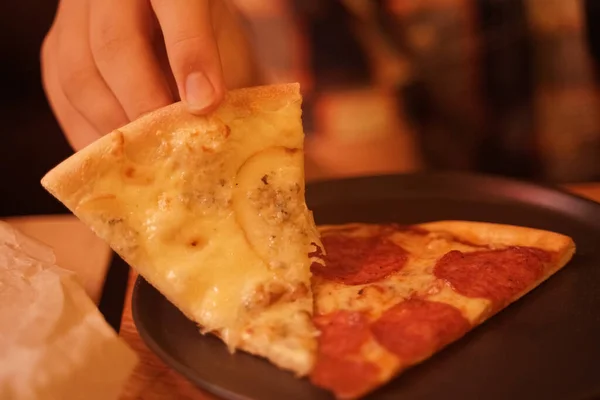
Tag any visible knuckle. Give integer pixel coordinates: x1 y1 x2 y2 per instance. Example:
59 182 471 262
57 62 96 103
90 21 127 62
170 34 205 53
50 32 99 104
168 35 210 68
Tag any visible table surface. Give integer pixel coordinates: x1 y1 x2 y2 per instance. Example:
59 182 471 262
5 182 599 400
115 182 600 400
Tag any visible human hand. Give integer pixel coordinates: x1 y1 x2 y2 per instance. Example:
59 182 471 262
41 0 256 151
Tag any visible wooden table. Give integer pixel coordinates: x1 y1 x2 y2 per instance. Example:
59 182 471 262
114 182 600 400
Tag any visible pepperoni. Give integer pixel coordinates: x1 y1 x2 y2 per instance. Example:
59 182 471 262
311 234 408 285
311 355 379 398
310 311 380 398
434 247 552 309
371 298 470 362
313 311 371 355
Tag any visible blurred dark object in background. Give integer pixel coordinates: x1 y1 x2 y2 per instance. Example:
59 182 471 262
285 0 600 183
377 0 600 183
1 0 600 220
585 0 600 69
0 0 71 217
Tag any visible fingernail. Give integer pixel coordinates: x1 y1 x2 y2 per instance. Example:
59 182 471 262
185 72 215 112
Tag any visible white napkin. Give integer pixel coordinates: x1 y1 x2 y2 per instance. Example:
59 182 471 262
0 221 138 399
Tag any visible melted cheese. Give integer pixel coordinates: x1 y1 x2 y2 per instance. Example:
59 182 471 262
311 224 496 391
313 225 491 323
42 84 323 376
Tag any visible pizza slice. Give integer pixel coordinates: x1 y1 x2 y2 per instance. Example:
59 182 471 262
309 221 575 399
41 83 324 376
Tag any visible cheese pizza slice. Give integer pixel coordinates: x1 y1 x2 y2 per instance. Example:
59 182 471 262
310 221 575 398
41 83 323 376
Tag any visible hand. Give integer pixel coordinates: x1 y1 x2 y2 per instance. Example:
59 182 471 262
41 0 257 151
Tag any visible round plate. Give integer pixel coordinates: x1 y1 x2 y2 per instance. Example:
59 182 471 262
132 172 600 400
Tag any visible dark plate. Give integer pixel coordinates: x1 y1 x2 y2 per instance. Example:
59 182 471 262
132 172 600 400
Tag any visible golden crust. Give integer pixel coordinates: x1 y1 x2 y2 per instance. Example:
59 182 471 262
417 220 576 308
317 221 575 277
417 220 575 254
311 221 576 398
316 221 575 301
41 83 301 204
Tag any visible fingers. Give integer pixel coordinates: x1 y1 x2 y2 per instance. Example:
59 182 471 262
89 0 174 120
151 0 225 114
42 0 227 154
41 32 102 151
212 0 261 89
53 0 128 136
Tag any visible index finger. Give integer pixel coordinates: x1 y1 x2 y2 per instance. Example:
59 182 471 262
151 0 226 114
89 0 174 121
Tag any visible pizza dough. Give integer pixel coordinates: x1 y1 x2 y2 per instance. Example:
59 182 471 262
41 84 323 376
309 222 575 398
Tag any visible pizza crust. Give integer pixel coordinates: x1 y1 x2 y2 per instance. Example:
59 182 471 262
310 221 576 398
41 84 302 206
418 220 575 255
417 220 576 317
41 83 323 376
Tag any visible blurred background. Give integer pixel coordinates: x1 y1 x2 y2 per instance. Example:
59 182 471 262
2 0 600 219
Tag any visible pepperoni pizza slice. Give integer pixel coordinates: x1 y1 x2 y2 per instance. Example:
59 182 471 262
309 221 575 399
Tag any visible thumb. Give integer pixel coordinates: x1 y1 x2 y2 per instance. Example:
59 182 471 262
151 0 225 114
